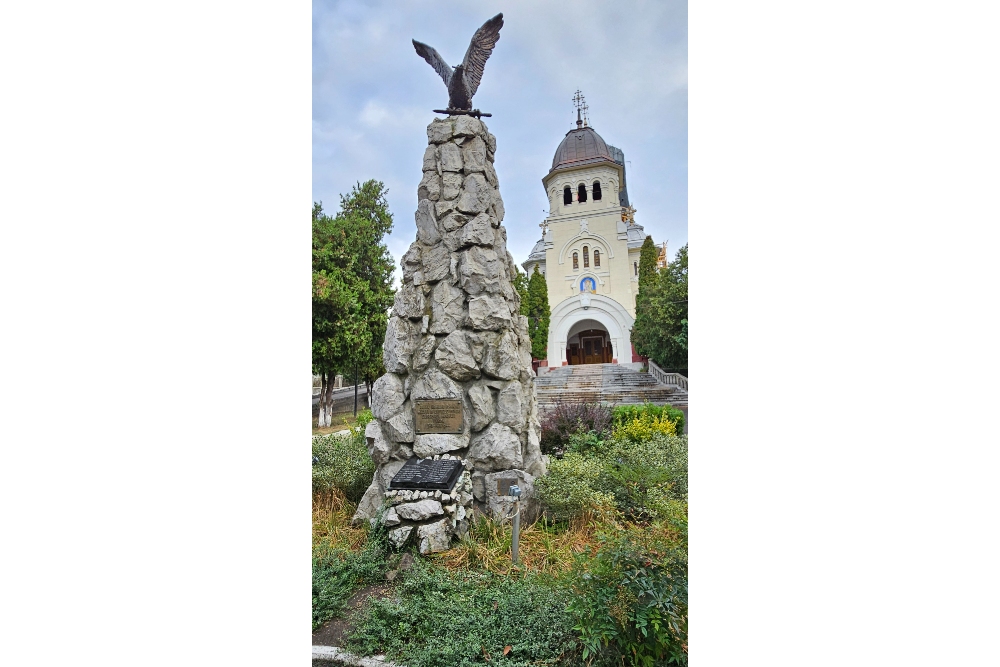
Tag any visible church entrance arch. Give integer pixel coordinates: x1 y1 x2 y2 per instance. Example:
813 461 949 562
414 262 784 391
547 294 635 367
566 319 611 365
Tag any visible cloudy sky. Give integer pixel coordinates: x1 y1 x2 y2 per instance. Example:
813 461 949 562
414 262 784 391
313 0 687 283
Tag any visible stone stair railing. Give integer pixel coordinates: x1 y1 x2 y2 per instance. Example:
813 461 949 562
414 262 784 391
648 360 688 391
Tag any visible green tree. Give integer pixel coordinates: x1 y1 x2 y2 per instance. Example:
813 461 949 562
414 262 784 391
313 180 396 425
638 235 659 293
512 266 529 316
632 244 687 373
525 266 550 361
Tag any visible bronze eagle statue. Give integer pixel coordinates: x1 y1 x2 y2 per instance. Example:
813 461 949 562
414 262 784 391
412 13 503 115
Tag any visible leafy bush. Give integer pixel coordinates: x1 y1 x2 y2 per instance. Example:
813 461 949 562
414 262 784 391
612 411 677 443
540 401 613 455
613 403 685 436
570 528 688 666
312 419 376 502
347 559 580 666
312 514 389 630
535 453 616 521
597 434 688 523
538 434 688 523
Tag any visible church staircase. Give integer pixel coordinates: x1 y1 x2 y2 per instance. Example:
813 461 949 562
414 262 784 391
534 363 688 412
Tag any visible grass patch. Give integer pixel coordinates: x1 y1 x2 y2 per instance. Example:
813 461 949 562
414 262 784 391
346 558 580 667
312 505 390 630
431 511 610 576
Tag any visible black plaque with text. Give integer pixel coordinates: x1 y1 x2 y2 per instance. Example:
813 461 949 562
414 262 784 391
388 457 464 492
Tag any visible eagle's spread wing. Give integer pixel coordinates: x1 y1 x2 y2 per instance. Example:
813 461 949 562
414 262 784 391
461 13 503 99
412 40 453 87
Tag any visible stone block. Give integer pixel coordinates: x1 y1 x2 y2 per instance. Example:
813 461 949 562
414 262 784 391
410 334 437 373
365 420 392 466
413 433 468 458
392 283 425 320
458 246 503 296
384 407 415 443
467 294 512 331
438 143 463 172
383 506 400 526
496 382 525 432
434 330 480 381
383 316 420 374
466 382 495 432
351 479 384 526
371 373 406 422
420 243 451 283
409 368 463 401
482 331 519 380
396 498 445 522
452 115 484 138
458 212 494 248
456 173 491 215
483 469 538 522
417 171 441 202
469 422 523 471
438 211 469 233
415 199 441 246
429 281 465 334
460 136 487 173
422 145 437 171
417 518 452 554
401 242 421 283
389 525 413 549
441 172 463 200
427 119 453 143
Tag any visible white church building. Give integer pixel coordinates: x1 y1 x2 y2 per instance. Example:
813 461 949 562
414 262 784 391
522 109 659 369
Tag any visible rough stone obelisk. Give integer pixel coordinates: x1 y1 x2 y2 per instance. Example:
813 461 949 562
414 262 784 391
351 115 545 554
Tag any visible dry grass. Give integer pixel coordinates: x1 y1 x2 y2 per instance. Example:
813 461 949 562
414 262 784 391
428 509 619 576
312 489 368 552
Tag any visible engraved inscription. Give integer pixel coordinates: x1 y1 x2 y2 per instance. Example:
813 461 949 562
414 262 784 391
389 458 464 491
414 399 464 434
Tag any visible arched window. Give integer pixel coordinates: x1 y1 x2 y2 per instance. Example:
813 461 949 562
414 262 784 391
593 181 602 201
563 186 572 205
634 261 638 276
573 252 579 270
578 184 587 203
583 246 589 268
594 250 601 267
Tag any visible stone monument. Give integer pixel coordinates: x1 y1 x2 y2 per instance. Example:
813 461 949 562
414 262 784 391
351 114 546 554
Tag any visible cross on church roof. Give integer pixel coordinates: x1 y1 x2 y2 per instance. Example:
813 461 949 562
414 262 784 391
572 90 590 128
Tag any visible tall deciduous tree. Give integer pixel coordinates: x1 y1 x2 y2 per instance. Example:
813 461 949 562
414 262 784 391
632 244 687 373
313 180 396 426
525 266 551 361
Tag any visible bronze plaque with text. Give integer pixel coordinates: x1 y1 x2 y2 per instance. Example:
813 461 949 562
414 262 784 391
414 399 464 434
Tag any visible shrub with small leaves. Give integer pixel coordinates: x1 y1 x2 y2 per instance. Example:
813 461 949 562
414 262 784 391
569 528 688 666
535 453 617 521
312 425 376 502
612 411 677 444
613 403 685 435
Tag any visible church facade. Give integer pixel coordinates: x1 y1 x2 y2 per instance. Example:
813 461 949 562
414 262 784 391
522 114 655 368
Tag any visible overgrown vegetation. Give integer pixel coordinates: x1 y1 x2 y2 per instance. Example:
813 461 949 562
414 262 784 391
539 401 613 455
569 527 688 666
312 509 390 630
346 559 580 667
312 409 375 502
312 401 688 667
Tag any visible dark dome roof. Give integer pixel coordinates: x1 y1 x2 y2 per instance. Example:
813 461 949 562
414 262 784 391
550 126 615 172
